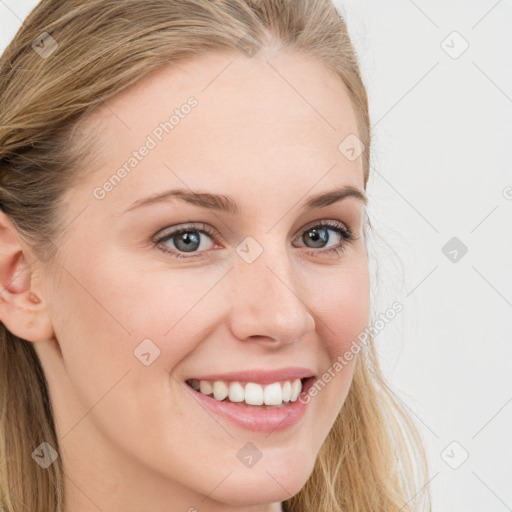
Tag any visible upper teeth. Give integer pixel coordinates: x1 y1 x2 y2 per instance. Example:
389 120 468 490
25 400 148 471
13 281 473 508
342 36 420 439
187 378 303 406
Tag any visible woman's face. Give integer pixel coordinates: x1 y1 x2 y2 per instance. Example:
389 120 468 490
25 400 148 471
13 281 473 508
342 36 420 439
37 48 370 511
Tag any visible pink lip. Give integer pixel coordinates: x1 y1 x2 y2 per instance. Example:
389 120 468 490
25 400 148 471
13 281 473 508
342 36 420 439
185 366 315 385
184 376 317 433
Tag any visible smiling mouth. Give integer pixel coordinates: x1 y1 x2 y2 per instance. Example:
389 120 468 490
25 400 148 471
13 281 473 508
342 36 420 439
185 376 315 407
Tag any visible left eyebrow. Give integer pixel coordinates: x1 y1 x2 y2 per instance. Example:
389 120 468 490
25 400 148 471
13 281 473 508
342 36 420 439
301 185 367 209
122 185 367 215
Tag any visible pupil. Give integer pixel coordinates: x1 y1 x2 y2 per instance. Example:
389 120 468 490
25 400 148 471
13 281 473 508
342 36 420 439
305 228 328 248
175 231 200 252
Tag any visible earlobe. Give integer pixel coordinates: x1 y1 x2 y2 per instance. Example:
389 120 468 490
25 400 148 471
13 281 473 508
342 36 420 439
0 210 55 343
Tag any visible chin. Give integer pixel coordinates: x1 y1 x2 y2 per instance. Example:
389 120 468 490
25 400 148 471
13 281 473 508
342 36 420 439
206 461 312 507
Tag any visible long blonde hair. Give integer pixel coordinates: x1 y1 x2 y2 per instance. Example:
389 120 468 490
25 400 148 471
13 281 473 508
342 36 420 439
0 1 431 511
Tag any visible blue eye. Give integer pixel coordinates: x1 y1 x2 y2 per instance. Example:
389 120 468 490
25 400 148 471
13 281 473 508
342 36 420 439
294 221 356 257
154 220 357 259
154 223 219 259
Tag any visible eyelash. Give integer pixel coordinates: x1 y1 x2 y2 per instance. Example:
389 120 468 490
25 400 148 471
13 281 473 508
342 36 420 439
153 220 358 260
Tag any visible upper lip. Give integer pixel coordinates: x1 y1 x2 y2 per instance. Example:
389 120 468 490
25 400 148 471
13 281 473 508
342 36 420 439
185 367 316 385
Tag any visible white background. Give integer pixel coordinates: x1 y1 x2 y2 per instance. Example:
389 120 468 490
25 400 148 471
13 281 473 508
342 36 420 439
1 1 511 511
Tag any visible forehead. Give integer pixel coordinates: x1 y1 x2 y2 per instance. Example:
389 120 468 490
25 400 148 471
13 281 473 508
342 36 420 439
74 49 364 208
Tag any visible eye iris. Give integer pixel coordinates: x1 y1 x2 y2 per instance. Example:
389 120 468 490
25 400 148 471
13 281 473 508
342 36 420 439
175 231 200 252
304 227 329 248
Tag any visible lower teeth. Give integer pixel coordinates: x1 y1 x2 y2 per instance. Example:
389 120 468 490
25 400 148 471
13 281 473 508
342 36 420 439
227 400 288 408
209 396 290 408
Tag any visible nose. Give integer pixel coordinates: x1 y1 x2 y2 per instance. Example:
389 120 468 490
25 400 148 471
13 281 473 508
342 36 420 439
226 242 315 346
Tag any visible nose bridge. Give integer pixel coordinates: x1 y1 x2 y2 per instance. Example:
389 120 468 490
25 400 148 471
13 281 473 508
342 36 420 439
227 236 313 343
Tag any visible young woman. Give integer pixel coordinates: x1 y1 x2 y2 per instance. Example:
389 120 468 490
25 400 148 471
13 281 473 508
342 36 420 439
0 1 430 511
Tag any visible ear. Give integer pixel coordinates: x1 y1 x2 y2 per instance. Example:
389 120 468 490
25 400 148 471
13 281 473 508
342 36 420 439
0 210 55 343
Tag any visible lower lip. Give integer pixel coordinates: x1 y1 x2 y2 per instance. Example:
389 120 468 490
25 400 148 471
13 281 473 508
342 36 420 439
185 378 316 433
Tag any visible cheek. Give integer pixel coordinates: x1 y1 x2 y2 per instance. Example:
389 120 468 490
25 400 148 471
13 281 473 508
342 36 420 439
294 262 369 437
49 253 231 420
304 261 370 356
47 252 225 461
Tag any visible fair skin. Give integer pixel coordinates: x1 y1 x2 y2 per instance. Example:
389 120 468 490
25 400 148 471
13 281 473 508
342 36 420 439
0 48 369 512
